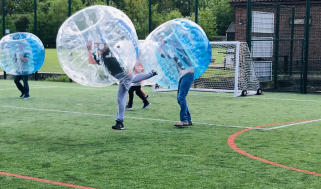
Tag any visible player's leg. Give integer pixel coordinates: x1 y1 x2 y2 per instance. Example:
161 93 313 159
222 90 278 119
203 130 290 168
135 86 150 109
14 75 24 98
141 88 148 99
113 74 133 130
174 73 194 127
126 86 135 109
132 70 157 83
22 75 30 98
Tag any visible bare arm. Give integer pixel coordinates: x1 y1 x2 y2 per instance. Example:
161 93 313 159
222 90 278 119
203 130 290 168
88 49 97 64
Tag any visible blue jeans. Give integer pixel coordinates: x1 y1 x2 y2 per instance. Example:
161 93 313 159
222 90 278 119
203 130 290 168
14 75 29 96
177 73 194 123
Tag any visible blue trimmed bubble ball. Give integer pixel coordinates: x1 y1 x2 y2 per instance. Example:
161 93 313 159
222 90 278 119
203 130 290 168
56 5 139 87
0 32 45 75
140 19 212 89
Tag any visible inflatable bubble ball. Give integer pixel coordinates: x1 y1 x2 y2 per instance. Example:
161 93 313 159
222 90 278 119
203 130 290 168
56 5 139 87
140 19 212 89
0 32 45 75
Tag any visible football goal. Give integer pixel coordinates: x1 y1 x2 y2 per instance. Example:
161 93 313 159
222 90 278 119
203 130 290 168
152 41 262 97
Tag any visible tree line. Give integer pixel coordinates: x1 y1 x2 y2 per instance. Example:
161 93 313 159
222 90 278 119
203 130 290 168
0 0 234 47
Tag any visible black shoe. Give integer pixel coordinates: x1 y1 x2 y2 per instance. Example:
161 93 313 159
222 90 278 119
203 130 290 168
23 95 30 99
151 70 158 76
145 95 149 99
142 103 151 109
112 121 124 130
20 93 25 98
188 121 192 126
125 105 132 110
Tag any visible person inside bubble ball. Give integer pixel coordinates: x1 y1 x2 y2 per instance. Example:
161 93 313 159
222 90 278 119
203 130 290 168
157 33 195 128
87 41 127 79
87 41 157 130
13 42 30 99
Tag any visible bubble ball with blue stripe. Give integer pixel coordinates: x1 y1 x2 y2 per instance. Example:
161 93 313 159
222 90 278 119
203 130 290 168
56 5 139 87
0 32 45 75
140 19 212 89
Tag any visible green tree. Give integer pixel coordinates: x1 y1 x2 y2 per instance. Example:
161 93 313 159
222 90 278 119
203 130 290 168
1 14 17 35
123 0 149 39
82 0 108 6
35 0 84 46
198 0 234 36
175 0 193 17
191 8 217 40
110 0 126 9
163 9 183 22
214 0 234 35
151 3 192 37
14 15 30 32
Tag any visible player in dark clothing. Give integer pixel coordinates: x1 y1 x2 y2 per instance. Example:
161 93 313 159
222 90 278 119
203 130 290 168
88 42 127 79
87 41 157 130
13 43 30 99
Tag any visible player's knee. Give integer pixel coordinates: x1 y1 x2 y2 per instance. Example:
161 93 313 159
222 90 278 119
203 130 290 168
177 97 185 103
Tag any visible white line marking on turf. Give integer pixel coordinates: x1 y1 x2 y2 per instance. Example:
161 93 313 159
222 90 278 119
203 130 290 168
248 96 321 103
160 92 321 103
0 86 57 90
0 105 259 129
265 119 321 130
2 82 320 103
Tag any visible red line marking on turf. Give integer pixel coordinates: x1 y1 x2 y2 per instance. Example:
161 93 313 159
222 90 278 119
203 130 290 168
228 120 321 176
0 171 96 189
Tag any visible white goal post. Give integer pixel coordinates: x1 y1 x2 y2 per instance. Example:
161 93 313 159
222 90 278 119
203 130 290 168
152 41 262 97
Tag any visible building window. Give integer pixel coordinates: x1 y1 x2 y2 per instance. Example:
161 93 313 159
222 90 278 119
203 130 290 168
252 11 274 33
251 37 273 57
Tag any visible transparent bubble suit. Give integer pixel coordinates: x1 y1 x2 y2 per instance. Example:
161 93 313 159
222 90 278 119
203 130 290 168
140 19 212 89
0 32 45 75
56 5 139 87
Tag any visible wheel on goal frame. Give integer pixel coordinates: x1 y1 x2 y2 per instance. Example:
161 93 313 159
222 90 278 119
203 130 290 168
241 90 247 97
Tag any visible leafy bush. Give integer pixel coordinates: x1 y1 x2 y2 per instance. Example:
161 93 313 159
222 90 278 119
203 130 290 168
45 74 71 82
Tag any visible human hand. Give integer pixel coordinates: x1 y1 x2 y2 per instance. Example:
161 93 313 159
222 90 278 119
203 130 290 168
87 43 92 51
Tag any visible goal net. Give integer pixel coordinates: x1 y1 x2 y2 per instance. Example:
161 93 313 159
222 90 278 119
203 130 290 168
153 41 262 97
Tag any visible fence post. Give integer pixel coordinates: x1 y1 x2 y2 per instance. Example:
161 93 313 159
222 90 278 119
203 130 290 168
2 0 4 38
273 4 280 90
149 0 152 33
246 0 252 50
2 0 6 79
34 0 38 81
68 0 73 83
195 0 198 24
303 0 311 94
289 6 295 76
300 40 305 93
106 0 109 6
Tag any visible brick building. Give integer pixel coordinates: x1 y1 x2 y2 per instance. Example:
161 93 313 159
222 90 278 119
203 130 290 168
229 0 321 92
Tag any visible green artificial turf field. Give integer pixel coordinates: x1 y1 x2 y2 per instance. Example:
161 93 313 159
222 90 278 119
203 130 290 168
1 79 321 188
